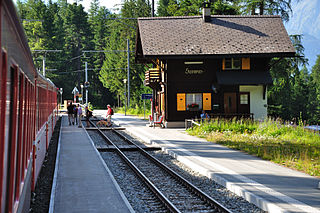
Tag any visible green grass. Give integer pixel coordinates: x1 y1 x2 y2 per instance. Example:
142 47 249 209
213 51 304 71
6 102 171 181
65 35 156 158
187 119 320 177
115 106 151 119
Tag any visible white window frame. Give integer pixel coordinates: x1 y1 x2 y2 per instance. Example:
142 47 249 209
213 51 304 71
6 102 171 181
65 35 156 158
186 93 202 110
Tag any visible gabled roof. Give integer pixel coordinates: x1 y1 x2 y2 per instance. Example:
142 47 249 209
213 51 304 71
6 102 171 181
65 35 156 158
136 15 296 59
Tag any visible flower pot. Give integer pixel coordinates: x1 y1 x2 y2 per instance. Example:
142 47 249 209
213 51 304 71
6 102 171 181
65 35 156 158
188 107 199 111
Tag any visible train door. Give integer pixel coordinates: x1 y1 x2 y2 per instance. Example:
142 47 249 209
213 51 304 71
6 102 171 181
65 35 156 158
0 50 8 212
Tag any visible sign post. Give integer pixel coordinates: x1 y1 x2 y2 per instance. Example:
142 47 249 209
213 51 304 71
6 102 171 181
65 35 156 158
72 87 79 103
141 94 153 119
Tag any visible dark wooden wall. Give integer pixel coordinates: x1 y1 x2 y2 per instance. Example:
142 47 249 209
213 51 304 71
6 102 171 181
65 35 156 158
163 57 271 121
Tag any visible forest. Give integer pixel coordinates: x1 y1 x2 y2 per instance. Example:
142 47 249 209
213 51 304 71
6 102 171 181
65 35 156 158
16 0 320 124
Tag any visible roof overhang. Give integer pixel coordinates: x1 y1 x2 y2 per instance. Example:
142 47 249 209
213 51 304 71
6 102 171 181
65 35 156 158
136 52 296 63
216 71 273 85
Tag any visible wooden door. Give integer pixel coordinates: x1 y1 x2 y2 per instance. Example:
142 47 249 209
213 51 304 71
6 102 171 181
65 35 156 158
224 93 237 114
238 92 250 114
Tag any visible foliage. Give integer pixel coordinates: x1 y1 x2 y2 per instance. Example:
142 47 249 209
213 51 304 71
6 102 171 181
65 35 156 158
115 106 151 119
99 0 152 108
267 35 316 124
238 0 294 22
187 119 320 176
167 0 240 16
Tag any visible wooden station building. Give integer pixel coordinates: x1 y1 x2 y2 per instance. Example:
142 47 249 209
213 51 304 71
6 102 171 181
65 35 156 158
135 6 296 127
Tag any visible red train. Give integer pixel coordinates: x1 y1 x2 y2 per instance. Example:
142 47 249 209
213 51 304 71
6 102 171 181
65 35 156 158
0 0 58 212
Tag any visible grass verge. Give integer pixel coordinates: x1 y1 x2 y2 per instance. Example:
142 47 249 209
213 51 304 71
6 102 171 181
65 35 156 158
186 118 320 177
115 106 151 119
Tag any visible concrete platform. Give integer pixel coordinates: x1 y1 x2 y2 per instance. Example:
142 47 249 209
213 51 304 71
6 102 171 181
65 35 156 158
49 115 134 213
110 113 320 213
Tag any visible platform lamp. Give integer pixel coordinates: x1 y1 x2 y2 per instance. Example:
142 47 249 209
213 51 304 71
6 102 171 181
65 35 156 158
80 84 84 105
123 79 127 116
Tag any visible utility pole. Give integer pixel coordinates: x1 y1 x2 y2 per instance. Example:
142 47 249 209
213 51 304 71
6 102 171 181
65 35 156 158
42 56 45 77
85 61 88 106
127 39 130 107
152 0 154 17
32 49 62 77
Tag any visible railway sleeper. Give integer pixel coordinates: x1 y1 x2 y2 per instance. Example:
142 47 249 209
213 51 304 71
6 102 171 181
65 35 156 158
97 146 161 152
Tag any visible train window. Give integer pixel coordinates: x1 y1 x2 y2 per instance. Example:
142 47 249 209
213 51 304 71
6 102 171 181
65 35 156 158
15 73 25 200
7 65 19 211
22 78 29 179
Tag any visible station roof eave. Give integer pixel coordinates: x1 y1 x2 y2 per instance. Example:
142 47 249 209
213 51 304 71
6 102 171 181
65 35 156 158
135 52 296 62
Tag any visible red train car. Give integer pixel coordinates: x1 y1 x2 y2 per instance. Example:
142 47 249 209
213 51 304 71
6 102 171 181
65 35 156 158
0 0 58 212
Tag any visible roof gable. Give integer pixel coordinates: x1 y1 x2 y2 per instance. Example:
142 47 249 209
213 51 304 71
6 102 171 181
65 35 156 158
136 15 295 58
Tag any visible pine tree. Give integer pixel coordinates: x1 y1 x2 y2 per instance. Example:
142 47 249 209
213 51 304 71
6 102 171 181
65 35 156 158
157 0 170 16
239 0 294 22
310 55 320 123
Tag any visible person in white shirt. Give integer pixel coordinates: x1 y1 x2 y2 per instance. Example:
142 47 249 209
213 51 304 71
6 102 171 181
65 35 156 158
77 104 83 127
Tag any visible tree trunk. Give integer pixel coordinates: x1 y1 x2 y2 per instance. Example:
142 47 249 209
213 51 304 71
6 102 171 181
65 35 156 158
259 0 265 15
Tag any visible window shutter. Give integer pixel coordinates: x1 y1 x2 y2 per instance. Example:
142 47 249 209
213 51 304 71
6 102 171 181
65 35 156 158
222 58 225 70
242 58 250 70
177 93 186 111
203 93 211 110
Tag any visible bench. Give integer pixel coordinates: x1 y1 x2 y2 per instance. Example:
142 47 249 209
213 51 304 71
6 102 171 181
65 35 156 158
153 115 164 128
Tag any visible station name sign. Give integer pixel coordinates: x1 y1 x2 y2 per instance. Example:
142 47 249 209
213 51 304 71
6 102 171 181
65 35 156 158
185 68 205 75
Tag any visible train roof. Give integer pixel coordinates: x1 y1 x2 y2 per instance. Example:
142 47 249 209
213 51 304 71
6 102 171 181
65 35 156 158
2 0 57 90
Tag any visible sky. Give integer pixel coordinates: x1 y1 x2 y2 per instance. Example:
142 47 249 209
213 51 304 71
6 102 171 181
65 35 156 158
67 0 123 11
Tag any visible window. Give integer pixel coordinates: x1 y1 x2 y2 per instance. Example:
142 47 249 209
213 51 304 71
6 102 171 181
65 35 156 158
186 93 202 110
223 58 241 70
240 94 249 104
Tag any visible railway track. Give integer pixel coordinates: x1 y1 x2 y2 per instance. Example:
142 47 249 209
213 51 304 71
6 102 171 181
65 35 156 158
87 119 232 213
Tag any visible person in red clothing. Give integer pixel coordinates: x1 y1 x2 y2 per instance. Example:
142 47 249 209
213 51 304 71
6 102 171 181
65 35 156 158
106 104 113 127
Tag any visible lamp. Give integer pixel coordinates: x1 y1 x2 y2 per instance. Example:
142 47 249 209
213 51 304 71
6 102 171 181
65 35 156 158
211 84 218 93
80 84 83 104
123 79 127 116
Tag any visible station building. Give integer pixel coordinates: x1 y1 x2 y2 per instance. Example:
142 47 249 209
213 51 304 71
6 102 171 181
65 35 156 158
135 7 296 127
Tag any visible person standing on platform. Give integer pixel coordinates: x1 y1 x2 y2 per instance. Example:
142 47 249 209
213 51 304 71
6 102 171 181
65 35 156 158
77 104 82 127
200 110 210 122
85 106 92 127
106 104 113 127
67 102 74 125
73 104 78 125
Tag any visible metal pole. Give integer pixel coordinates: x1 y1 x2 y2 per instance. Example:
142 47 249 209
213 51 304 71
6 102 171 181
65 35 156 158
85 62 88 106
152 0 154 17
60 92 62 107
124 82 127 116
144 99 146 119
127 39 130 108
43 56 46 77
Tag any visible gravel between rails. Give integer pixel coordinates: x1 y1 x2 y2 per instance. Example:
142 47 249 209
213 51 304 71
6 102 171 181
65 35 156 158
123 151 214 212
149 150 266 213
114 130 266 213
100 151 167 213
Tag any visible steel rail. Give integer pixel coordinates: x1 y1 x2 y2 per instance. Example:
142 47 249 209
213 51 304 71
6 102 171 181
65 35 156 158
112 129 233 213
87 120 181 213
